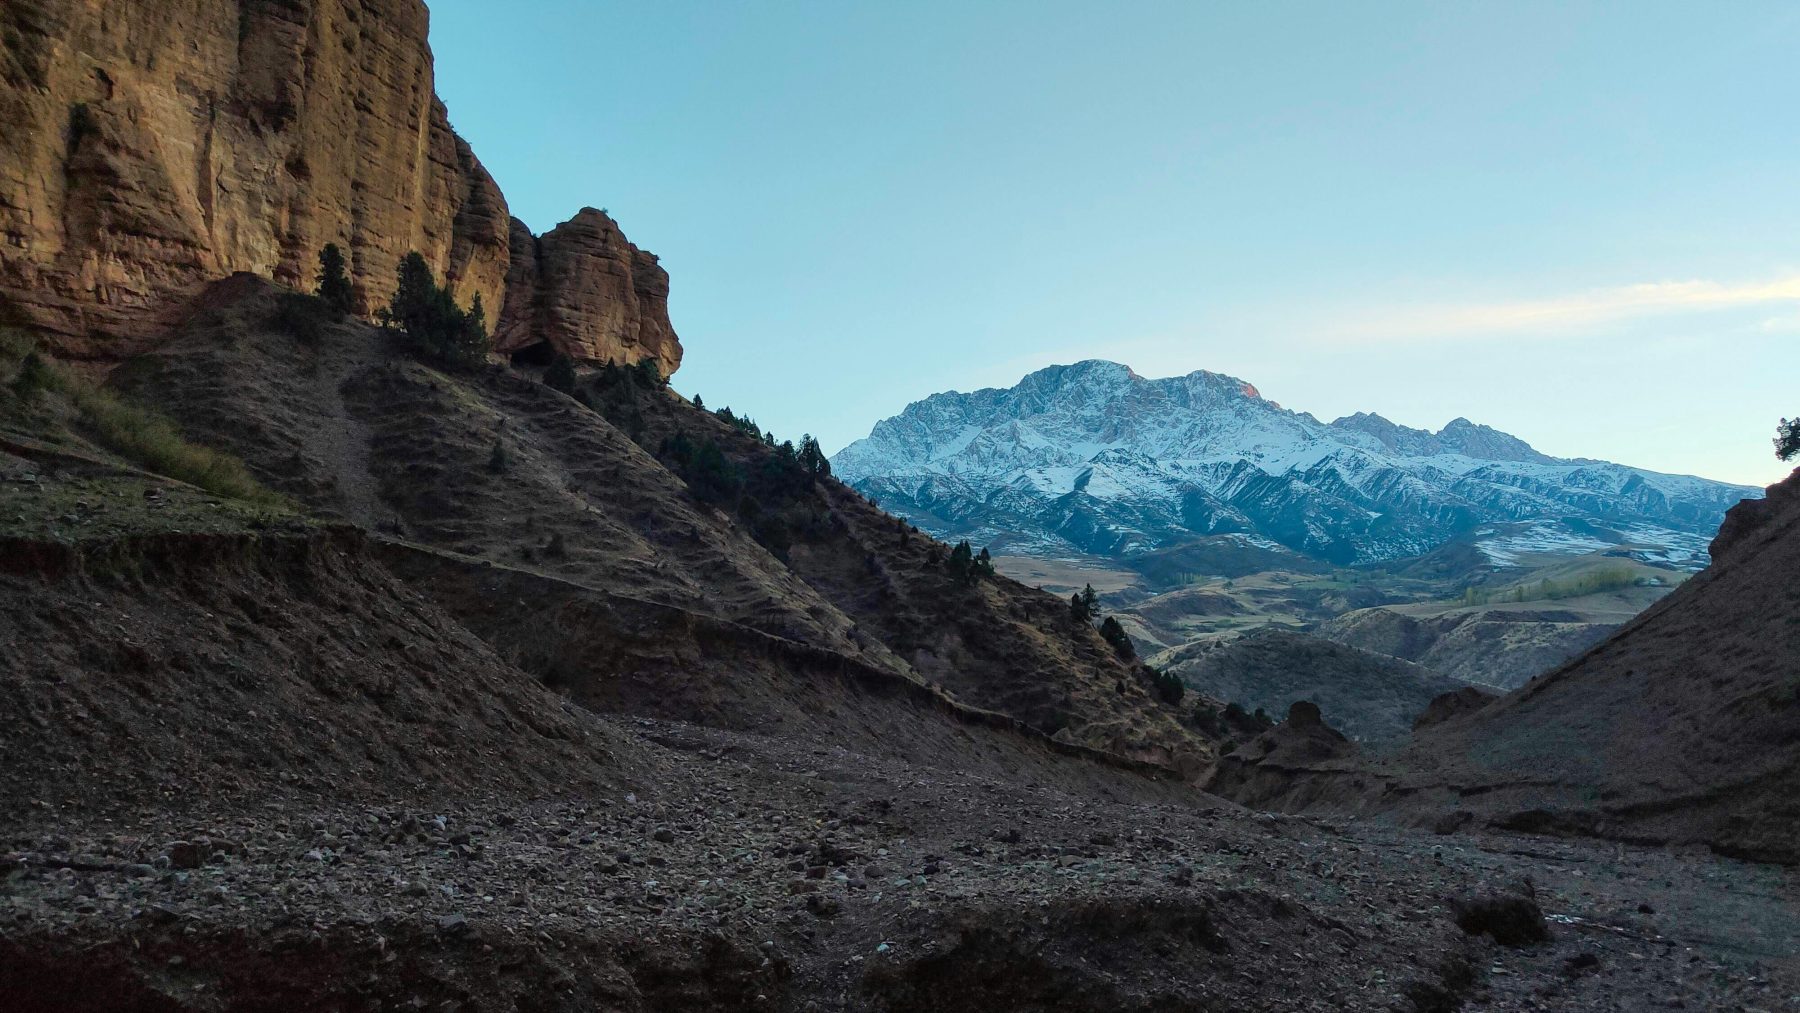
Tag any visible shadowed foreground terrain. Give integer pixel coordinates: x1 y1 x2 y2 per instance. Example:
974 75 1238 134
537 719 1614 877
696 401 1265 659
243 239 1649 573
4 297 1798 1010
1214 472 1800 870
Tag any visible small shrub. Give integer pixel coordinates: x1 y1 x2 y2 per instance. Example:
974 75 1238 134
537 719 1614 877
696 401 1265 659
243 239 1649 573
271 291 335 345
10 351 59 400
487 440 509 474
634 357 664 387
1147 665 1184 705
73 385 279 506
1099 616 1135 659
1451 887 1549 946
1777 417 1800 462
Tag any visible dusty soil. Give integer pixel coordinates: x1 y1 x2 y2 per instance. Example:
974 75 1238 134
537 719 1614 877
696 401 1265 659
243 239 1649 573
6 287 1796 1010
4 717 1796 1012
106 278 1213 771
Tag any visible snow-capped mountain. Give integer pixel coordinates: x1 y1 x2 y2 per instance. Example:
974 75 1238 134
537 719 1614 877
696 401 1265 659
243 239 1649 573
833 361 1758 566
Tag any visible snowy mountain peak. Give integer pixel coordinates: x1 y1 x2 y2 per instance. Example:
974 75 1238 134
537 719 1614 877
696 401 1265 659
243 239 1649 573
1326 413 1550 464
834 362 1758 565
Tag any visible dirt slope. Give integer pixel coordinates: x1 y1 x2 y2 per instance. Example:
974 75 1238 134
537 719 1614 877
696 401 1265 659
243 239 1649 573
1318 606 1617 690
103 277 1212 771
1218 471 1800 863
0 458 636 813
1155 629 1467 748
1374 471 1800 861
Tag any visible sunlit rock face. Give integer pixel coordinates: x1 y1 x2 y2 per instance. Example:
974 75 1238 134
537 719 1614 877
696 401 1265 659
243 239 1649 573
0 0 681 374
495 209 682 376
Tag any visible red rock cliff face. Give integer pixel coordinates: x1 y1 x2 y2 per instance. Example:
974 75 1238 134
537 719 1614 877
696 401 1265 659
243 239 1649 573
496 210 682 377
0 0 681 374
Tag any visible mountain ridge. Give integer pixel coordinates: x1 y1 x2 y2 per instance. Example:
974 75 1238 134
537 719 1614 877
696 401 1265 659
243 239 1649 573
835 359 1756 566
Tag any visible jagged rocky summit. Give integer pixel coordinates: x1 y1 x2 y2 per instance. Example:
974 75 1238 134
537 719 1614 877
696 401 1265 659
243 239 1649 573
834 360 1757 565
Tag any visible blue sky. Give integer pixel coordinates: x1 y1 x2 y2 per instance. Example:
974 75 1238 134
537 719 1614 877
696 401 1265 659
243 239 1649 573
428 1 1800 487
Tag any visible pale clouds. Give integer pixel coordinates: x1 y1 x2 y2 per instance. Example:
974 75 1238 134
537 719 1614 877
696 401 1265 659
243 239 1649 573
1325 274 1800 345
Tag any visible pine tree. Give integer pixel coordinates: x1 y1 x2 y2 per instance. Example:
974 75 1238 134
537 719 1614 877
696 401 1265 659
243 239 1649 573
1777 417 1800 462
1098 616 1134 659
545 354 577 394
387 252 490 370
798 435 830 477
975 546 996 578
1080 584 1099 616
691 393 704 410
316 243 354 314
947 540 974 585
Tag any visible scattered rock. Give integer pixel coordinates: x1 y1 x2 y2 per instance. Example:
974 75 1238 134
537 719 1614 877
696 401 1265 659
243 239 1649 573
165 841 206 870
1451 883 1549 946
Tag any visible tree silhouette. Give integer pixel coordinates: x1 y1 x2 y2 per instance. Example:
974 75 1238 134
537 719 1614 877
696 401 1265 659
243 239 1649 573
1777 417 1800 462
545 354 577 394
386 252 489 370
1098 616 1134 659
316 243 354 314
947 540 974 584
798 435 831 477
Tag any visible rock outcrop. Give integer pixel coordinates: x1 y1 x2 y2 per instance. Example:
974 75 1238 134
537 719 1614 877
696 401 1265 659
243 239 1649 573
0 0 506 355
0 0 681 373
495 210 682 376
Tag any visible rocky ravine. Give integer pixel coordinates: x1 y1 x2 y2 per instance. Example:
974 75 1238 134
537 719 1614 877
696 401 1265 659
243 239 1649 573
0 0 680 375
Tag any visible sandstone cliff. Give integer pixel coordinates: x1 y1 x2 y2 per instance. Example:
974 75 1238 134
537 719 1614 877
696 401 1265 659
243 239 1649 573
496 210 682 376
0 0 680 373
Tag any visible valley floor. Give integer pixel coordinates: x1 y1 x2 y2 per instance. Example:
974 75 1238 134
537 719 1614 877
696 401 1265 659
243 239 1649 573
5 717 1795 1012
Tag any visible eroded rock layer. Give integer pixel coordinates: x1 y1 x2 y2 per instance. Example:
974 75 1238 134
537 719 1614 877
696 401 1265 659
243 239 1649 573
495 209 682 376
0 0 681 373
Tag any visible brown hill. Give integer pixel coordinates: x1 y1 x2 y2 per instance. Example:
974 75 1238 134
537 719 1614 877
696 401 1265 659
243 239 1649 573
0 448 637 812
1217 472 1799 863
0 0 677 373
1317 606 1616 690
1155 628 1466 748
103 277 1213 772
1377 470 1800 862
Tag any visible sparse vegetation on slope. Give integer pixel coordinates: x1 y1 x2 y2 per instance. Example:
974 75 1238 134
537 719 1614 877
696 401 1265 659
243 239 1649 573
2 332 281 507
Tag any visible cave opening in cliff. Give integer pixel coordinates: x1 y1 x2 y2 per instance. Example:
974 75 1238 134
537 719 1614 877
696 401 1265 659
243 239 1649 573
509 341 557 367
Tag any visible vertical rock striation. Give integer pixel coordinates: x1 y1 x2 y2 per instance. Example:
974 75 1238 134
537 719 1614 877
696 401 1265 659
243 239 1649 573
0 0 681 373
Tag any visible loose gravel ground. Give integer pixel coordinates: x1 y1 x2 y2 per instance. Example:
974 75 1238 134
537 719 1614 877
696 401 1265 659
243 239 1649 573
4 718 1796 1011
